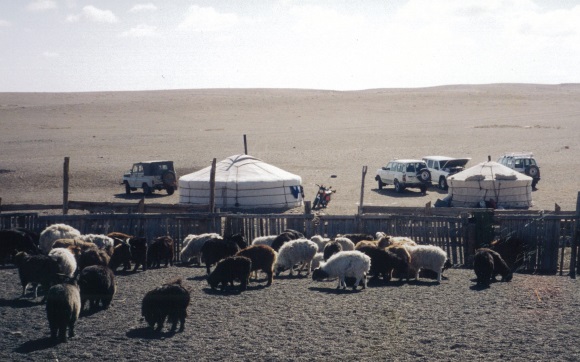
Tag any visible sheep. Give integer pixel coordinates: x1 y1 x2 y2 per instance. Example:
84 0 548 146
386 245 412 280
0 228 40 265
46 279 81 343
274 238 318 276
106 232 133 244
311 252 324 271
477 248 513 282
77 247 111 271
39 224 81 254
323 241 342 261
474 249 494 287
310 235 330 251
338 233 374 245
200 233 247 274
334 237 355 251
250 235 277 247
108 240 132 272
356 245 408 282
270 229 304 252
404 244 448 283
377 235 417 249
14 251 61 300
78 234 115 256
312 250 371 290
48 247 77 278
147 236 174 268
179 233 219 265
52 238 96 253
355 240 379 249
236 245 278 286
78 265 116 311
375 231 387 239
207 256 252 291
491 236 526 271
129 237 148 272
142 279 190 332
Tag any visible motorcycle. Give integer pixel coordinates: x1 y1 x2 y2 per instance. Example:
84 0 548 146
312 184 335 209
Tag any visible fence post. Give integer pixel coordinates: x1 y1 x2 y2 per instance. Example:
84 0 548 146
209 158 217 213
358 166 367 216
63 157 70 215
570 192 580 278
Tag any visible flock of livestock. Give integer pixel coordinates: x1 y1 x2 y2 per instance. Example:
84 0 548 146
0 223 517 343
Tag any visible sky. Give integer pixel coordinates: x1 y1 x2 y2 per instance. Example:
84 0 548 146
1 0 579 92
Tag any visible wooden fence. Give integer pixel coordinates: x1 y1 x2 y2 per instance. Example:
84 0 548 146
2 206 577 275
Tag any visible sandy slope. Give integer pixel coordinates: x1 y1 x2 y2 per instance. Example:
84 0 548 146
1 84 579 213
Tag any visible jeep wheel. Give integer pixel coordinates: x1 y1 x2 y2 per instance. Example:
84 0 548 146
420 185 427 194
166 186 175 195
143 183 152 195
526 165 540 178
124 182 131 195
394 180 404 193
377 179 384 190
417 168 431 183
162 171 176 187
438 177 448 190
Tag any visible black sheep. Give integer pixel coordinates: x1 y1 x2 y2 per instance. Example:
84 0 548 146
78 265 116 311
147 236 174 268
323 241 342 261
141 279 190 332
207 256 252 291
200 234 247 274
108 241 132 272
356 245 407 282
491 236 526 271
78 247 110 271
0 229 40 265
14 251 61 300
270 229 303 252
236 245 277 286
129 237 148 272
46 279 81 343
474 249 495 287
478 247 513 282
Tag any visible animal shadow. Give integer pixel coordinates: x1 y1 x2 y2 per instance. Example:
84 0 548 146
470 284 491 291
14 337 59 353
308 286 365 294
126 327 177 340
202 286 244 295
187 275 207 281
0 297 41 309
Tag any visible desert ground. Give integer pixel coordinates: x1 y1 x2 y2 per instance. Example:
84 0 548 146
1 84 579 214
1 85 580 361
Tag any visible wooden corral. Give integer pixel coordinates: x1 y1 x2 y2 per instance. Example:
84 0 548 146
1 202 577 275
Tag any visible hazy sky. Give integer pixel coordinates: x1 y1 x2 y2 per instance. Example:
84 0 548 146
1 0 579 92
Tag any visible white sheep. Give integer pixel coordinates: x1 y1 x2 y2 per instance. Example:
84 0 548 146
48 248 77 278
78 234 115 255
39 224 82 254
310 252 324 271
179 233 220 264
312 250 371 290
404 244 448 283
251 235 277 247
334 237 355 251
275 238 318 276
310 235 330 251
375 231 387 239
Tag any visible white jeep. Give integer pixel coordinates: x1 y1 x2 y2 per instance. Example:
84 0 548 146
375 159 431 194
122 160 177 196
497 152 540 190
422 156 470 190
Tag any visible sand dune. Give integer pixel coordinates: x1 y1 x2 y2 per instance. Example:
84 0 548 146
1 84 579 213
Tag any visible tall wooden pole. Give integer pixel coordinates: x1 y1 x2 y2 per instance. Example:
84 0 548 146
570 192 580 278
209 158 217 213
358 166 367 215
63 157 70 215
243 134 248 155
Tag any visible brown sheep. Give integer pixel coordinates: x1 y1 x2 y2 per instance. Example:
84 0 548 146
236 245 277 286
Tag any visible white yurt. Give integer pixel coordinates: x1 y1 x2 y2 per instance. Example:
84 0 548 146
447 161 533 209
179 154 304 209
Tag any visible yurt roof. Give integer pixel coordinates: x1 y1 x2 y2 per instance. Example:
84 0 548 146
179 154 301 183
448 161 532 182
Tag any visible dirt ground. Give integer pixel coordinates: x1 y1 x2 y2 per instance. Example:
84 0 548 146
1 263 580 361
1 84 579 214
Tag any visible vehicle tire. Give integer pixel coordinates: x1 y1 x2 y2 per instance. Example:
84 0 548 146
161 171 176 187
394 180 403 193
418 168 431 183
124 182 131 195
312 198 319 209
166 186 175 195
526 165 539 178
143 183 152 195
438 177 448 190
378 179 384 190
420 185 427 194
